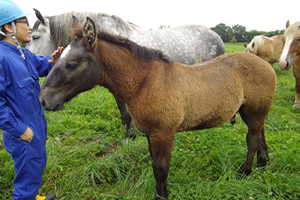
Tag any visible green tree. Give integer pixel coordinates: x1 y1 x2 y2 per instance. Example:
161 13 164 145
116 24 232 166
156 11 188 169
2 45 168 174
230 37 237 43
232 24 247 42
211 23 285 43
247 30 266 42
265 29 285 37
211 23 233 43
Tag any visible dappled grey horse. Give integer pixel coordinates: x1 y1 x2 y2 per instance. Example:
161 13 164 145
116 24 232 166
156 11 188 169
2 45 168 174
26 9 225 144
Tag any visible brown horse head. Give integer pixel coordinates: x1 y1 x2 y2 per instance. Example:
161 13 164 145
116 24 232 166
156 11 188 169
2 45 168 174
40 16 169 111
39 16 101 111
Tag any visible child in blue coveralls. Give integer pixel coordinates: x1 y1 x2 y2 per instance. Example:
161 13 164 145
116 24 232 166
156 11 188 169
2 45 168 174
0 0 63 199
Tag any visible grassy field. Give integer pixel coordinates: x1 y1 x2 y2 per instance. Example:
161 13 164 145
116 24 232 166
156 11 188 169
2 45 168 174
0 43 299 200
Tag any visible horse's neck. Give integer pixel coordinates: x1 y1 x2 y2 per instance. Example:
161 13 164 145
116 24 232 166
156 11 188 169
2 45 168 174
94 14 144 38
98 41 149 102
100 19 139 38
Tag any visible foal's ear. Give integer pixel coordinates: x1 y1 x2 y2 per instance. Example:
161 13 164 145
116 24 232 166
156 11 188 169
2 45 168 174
72 16 80 30
72 16 81 40
72 15 79 24
83 16 96 49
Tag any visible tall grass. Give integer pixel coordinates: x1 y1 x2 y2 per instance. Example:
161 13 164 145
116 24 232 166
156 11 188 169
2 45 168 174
1 43 299 199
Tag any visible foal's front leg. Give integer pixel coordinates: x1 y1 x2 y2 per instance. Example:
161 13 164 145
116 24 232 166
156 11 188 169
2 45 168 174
149 131 175 200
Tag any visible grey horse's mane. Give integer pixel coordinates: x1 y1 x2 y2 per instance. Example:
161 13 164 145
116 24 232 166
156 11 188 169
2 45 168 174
33 11 140 48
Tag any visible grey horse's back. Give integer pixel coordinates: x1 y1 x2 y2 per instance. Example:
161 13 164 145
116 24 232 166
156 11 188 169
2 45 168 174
131 25 225 64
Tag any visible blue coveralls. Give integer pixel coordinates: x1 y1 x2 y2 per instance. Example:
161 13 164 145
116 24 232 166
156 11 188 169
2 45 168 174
0 41 53 200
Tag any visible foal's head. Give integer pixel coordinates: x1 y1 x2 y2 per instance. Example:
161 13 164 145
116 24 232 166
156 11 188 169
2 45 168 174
40 16 171 111
39 16 100 111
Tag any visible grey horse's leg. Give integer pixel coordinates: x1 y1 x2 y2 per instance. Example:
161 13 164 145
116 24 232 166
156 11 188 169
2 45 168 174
114 97 135 145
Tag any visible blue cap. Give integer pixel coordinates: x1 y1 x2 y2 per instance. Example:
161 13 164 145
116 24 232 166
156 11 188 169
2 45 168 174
0 0 30 26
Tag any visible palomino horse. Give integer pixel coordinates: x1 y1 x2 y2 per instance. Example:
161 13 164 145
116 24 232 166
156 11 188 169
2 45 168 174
27 9 225 144
244 35 284 66
39 17 276 199
278 20 300 107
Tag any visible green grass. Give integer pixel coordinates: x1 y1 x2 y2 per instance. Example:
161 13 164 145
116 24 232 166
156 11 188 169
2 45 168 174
1 43 299 199
224 43 246 53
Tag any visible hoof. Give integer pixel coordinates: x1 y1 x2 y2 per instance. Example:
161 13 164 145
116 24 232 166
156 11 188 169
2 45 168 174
155 195 168 200
238 165 252 176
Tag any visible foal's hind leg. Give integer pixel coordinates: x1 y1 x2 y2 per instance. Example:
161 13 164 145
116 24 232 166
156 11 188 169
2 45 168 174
256 127 269 167
239 110 267 175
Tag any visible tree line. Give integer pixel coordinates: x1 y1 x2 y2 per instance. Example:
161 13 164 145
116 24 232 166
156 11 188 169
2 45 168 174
210 23 285 43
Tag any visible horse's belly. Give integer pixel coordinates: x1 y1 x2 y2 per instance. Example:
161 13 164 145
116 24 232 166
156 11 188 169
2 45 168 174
178 107 237 132
177 86 243 131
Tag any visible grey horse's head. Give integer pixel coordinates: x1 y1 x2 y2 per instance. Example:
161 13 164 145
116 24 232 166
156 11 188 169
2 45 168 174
26 9 56 56
25 9 141 56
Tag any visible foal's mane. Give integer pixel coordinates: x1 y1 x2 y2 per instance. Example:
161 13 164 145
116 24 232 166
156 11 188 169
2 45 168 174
72 25 172 64
33 11 140 48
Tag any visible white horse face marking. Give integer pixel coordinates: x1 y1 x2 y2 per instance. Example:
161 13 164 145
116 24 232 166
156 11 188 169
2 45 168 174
60 45 71 58
279 37 292 62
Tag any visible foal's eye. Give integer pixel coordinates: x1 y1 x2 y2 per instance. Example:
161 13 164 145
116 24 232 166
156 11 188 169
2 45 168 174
66 61 78 70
